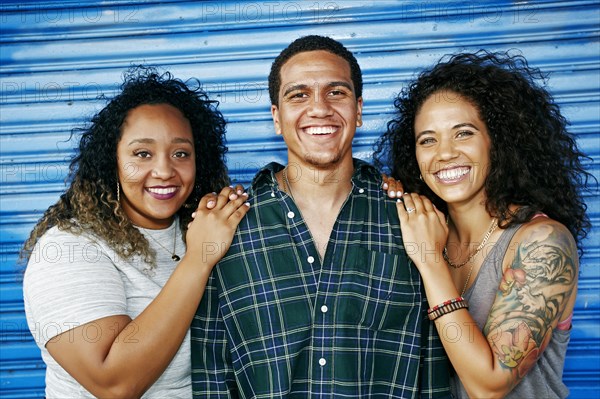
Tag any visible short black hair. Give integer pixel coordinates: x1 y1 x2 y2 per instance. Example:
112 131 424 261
268 35 363 106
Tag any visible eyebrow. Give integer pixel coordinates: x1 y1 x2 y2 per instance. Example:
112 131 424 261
282 84 308 98
328 81 353 91
416 123 480 140
128 137 193 145
282 81 354 97
453 123 480 131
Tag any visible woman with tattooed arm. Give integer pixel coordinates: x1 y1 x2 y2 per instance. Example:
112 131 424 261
375 51 592 398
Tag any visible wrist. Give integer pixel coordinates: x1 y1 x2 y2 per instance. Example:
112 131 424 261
407 248 445 269
427 297 469 320
179 252 217 277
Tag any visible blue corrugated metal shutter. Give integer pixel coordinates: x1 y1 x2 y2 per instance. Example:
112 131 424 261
1 1 598 397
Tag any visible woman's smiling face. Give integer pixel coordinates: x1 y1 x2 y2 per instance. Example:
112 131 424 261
414 91 492 207
117 103 196 229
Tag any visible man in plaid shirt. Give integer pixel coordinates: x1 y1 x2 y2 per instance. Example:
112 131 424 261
191 35 450 398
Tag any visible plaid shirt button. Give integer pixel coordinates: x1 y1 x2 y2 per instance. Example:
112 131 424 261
321 305 328 313
287 211 295 218
318 358 327 366
307 256 315 264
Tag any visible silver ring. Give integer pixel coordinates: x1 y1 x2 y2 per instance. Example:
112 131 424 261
406 207 415 214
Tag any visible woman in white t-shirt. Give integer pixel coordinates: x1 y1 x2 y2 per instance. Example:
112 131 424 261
21 66 249 398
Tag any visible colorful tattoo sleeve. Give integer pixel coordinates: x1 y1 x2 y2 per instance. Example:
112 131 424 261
483 223 577 386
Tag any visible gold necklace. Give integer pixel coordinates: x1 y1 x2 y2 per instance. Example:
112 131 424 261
445 218 498 296
145 219 181 262
443 218 498 269
458 218 498 296
460 254 478 296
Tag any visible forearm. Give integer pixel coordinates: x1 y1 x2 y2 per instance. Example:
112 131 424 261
418 266 513 398
56 255 214 398
119 259 210 378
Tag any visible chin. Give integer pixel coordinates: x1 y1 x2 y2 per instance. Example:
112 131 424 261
304 154 342 168
148 207 181 221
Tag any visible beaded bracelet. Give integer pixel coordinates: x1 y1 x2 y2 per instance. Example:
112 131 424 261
427 297 464 314
427 297 468 321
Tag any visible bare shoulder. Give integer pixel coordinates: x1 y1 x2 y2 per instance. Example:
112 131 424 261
488 216 578 339
506 216 577 267
513 215 574 243
502 216 578 299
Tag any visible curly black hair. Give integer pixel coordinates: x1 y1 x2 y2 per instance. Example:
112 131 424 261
22 65 229 265
268 35 363 106
374 50 593 251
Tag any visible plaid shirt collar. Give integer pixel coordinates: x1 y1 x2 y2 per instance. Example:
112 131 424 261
250 158 383 192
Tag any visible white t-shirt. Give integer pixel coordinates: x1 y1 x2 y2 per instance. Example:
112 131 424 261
23 219 191 398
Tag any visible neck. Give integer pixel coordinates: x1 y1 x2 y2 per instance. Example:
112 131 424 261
280 157 354 262
282 158 354 206
447 204 494 243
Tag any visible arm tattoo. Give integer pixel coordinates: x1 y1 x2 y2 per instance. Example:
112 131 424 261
483 224 576 384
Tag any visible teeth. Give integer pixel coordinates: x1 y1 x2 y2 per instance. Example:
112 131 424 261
435 167 470 181
304 126 337 135
148 187 177 195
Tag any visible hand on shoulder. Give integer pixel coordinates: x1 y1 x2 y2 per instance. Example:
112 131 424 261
381 174 404 198
185 186 250 266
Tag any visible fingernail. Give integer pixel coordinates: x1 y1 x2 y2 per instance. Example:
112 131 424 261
244 202 250 207
207 200 215 207
243 192 248 197
383 183 388 189
191 212 196 218
389 190 396 198
396 198 402 203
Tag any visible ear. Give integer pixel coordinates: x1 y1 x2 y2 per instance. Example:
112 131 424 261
356 96 364 127
271 104 282 135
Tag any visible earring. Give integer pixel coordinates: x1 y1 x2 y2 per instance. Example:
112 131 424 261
419 174 423 181
116 181 120 202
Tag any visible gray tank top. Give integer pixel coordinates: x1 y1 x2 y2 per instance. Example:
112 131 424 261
450 224 571 399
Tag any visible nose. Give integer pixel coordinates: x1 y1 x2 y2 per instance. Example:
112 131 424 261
307 89 333 118
152 155 175 179
437 137 458 161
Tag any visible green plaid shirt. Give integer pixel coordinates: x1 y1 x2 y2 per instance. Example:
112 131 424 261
191 159 450 398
